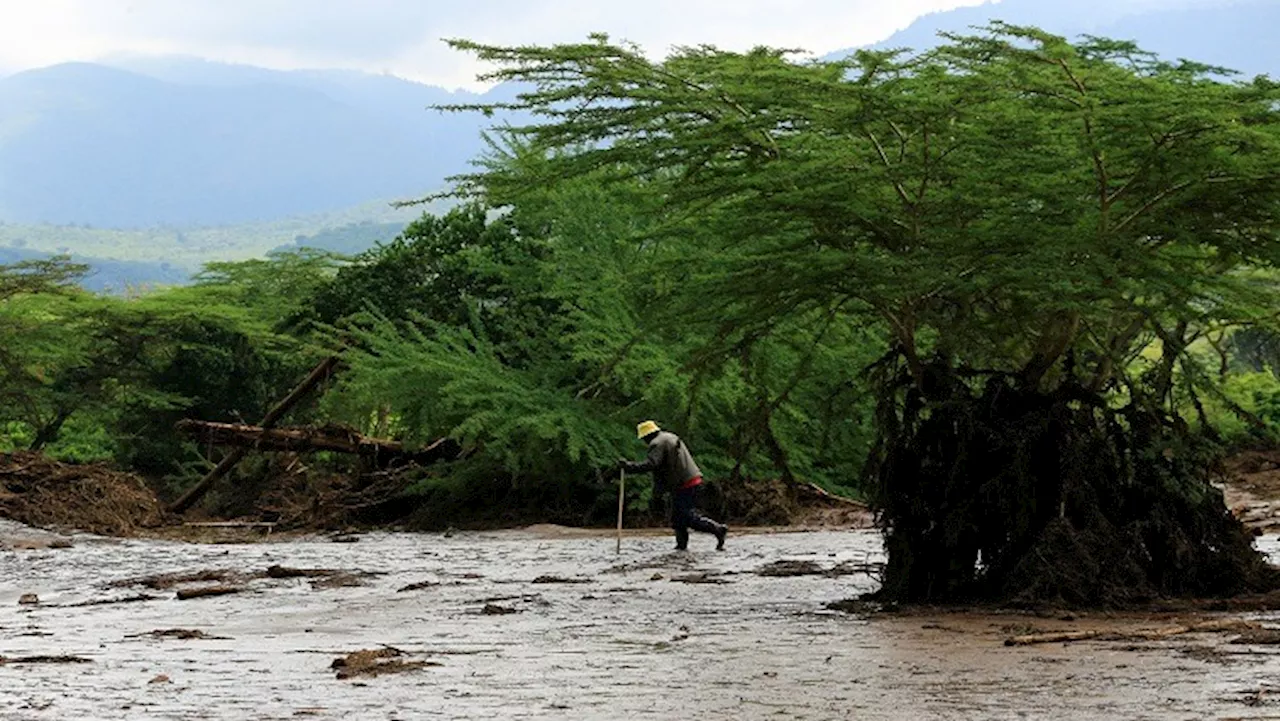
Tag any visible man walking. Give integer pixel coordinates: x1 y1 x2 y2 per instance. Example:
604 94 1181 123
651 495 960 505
620 421 727 551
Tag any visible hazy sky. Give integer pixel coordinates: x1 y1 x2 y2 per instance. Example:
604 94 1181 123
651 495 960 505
0 0 1228 89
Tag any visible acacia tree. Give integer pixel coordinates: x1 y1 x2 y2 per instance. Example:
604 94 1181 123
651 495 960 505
443 25 1280 604
0 255 313 468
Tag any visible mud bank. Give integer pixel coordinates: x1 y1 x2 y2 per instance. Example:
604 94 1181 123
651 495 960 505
2 526 1280 720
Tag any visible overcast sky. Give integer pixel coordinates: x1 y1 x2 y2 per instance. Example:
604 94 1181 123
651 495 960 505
0 0 1226 89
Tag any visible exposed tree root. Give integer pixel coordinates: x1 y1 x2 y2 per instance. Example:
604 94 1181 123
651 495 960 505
868 368 1280 607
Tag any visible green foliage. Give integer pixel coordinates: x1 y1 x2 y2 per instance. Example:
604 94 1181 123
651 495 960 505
0 255 89 299
444 27 1280 396
435 26 1280 600
310 205 543 329
316 140 881 507
0 253 317 472
194 248 345 330
1192 370 1280 443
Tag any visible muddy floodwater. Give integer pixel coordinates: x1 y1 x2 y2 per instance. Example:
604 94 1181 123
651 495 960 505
3 523 1280 720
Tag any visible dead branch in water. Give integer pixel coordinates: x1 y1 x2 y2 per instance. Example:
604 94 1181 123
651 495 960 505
175 586 245 601
1004 619 1261 646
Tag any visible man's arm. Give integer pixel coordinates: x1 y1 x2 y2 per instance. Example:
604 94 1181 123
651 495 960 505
621 441 664 474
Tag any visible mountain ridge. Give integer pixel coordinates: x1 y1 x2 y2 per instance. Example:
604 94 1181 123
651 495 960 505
859 0 1277 77
0 60 497 227
0 0 1274 242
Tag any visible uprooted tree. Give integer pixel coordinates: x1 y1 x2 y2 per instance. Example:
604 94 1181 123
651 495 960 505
441 24 1280 604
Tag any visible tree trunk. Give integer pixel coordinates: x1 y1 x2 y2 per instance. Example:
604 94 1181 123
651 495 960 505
175 420 459 466
28 408 73 451
168 356 341 514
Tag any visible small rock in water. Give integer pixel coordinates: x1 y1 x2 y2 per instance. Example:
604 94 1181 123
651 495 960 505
18 594 38 605
148 674 171 685
481 604 519 616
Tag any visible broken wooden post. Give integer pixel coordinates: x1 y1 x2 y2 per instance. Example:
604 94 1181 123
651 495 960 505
168 355 340 514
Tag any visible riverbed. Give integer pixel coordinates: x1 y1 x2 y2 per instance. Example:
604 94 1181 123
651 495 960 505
2 523 1279 720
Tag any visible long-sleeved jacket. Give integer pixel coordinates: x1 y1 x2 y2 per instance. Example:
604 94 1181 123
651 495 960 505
623 431 702 495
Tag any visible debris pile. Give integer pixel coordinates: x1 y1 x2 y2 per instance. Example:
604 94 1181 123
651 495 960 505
0 452 163 535
104 564 369 601
755 559 882 578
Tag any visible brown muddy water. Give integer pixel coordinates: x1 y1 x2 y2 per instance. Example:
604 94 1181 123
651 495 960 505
3 521 1280 720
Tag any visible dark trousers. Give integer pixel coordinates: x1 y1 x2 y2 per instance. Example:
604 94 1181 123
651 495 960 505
672 485 720 549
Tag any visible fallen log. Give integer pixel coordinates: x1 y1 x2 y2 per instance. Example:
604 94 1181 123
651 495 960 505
169 355 341 514
0 655 93 665
1004 619 1261 646
795 481 868 509
175 420 459 466
175 586 244 601
182 521 277 529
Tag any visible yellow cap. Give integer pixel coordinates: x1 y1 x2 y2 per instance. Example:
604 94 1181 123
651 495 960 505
636 420 660 439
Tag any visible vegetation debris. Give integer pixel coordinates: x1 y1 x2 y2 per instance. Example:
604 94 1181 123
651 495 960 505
396 581 439 593
175 586 244 601
61 594 160 608
0 452 163 535
754 559 879 578
330 648 440 680
109 569 240 590
1230 629 1280 645
310 573 366 590
0 655 92 665
127 629 229 641
265 565 341 579
1004 619 1261 646
670 573 731 585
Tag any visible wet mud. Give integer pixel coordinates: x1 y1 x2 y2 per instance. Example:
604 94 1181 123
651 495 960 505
3 519 1280 719
1226 451 1280 534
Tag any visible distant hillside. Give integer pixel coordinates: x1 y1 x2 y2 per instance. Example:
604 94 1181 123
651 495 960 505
856 0 1278 76
0 60 503 227
0 198 431 289
0 1 1272 237
0 246 189 293
271 220 410 256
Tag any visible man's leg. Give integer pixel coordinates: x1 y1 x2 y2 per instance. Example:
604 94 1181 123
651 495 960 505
673 525 689 551
672 488 695 550
680 487 728 550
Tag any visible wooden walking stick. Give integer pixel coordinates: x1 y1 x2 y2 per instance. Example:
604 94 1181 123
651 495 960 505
616 469 626 554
